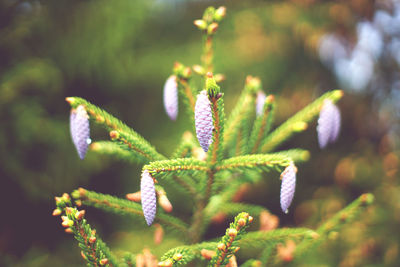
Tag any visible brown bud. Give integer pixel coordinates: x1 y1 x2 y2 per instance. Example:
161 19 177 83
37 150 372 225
237 218 246 227
248 216 254 224
173 253 182 261
62 219 73 228
81 251 87 260
214 6 226 21
159 194 173 213
194 19 207 30
52 209 62 216
266 94 275 103
66 97 75 104
75 210 86 220
126 191 141 202
89 236 96 244
207 22 219 35
154 224 164 245
277 240 296 262
64 228 73 234
62 193 70 201
182 67 191 78
55 196 62 204
109 130 119 140
100 258 109 265
228 228 237 237
201 249 215 260
217 243 226 251
192 65 205 75
75 200 82 207
214 74 226 83
65 207 74 215
259 210 279 232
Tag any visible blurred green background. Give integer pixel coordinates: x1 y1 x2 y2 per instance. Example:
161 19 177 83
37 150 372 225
1 0 399 266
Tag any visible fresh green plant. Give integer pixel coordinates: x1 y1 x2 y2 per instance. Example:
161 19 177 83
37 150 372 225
53 6 373 267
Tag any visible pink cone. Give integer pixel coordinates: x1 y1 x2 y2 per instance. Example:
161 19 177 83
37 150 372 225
163 75 178 120
317 99 341 148
195 90 213 152
70 105 90 160
141 170 157 226
280 163 297 214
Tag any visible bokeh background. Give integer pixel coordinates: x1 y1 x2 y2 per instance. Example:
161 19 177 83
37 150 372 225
0 0 399 266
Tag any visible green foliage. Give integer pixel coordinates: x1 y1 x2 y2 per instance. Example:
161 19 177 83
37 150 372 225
54 194 118 266
209 212 252 266
52 5 373 267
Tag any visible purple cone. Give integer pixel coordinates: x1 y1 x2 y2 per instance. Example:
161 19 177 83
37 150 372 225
141 170 157 226
70 105 90 160
163 75 178 120
317 99 341 149
280 163 297 214
256 91 266 116
195 90 213 152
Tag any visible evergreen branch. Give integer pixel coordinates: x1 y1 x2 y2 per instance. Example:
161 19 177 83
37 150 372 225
224 77 259 155
90 141 145 164
249 95 275 154
66 97 166 162
202 35 214 73
215 153 292 173
159 242 219 266
271 149 310 163
294 193 374 259
238 228 317 250
260 90 343 152
159 247 193 266
174 62 196 120
177 78 196 113
317 193 374 234
143 158 209 179
71 188 189 235
209 212 253 267
54 194 118 267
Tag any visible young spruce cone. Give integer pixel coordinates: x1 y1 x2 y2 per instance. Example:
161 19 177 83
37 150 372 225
70 105 91 160
195 90 213 152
